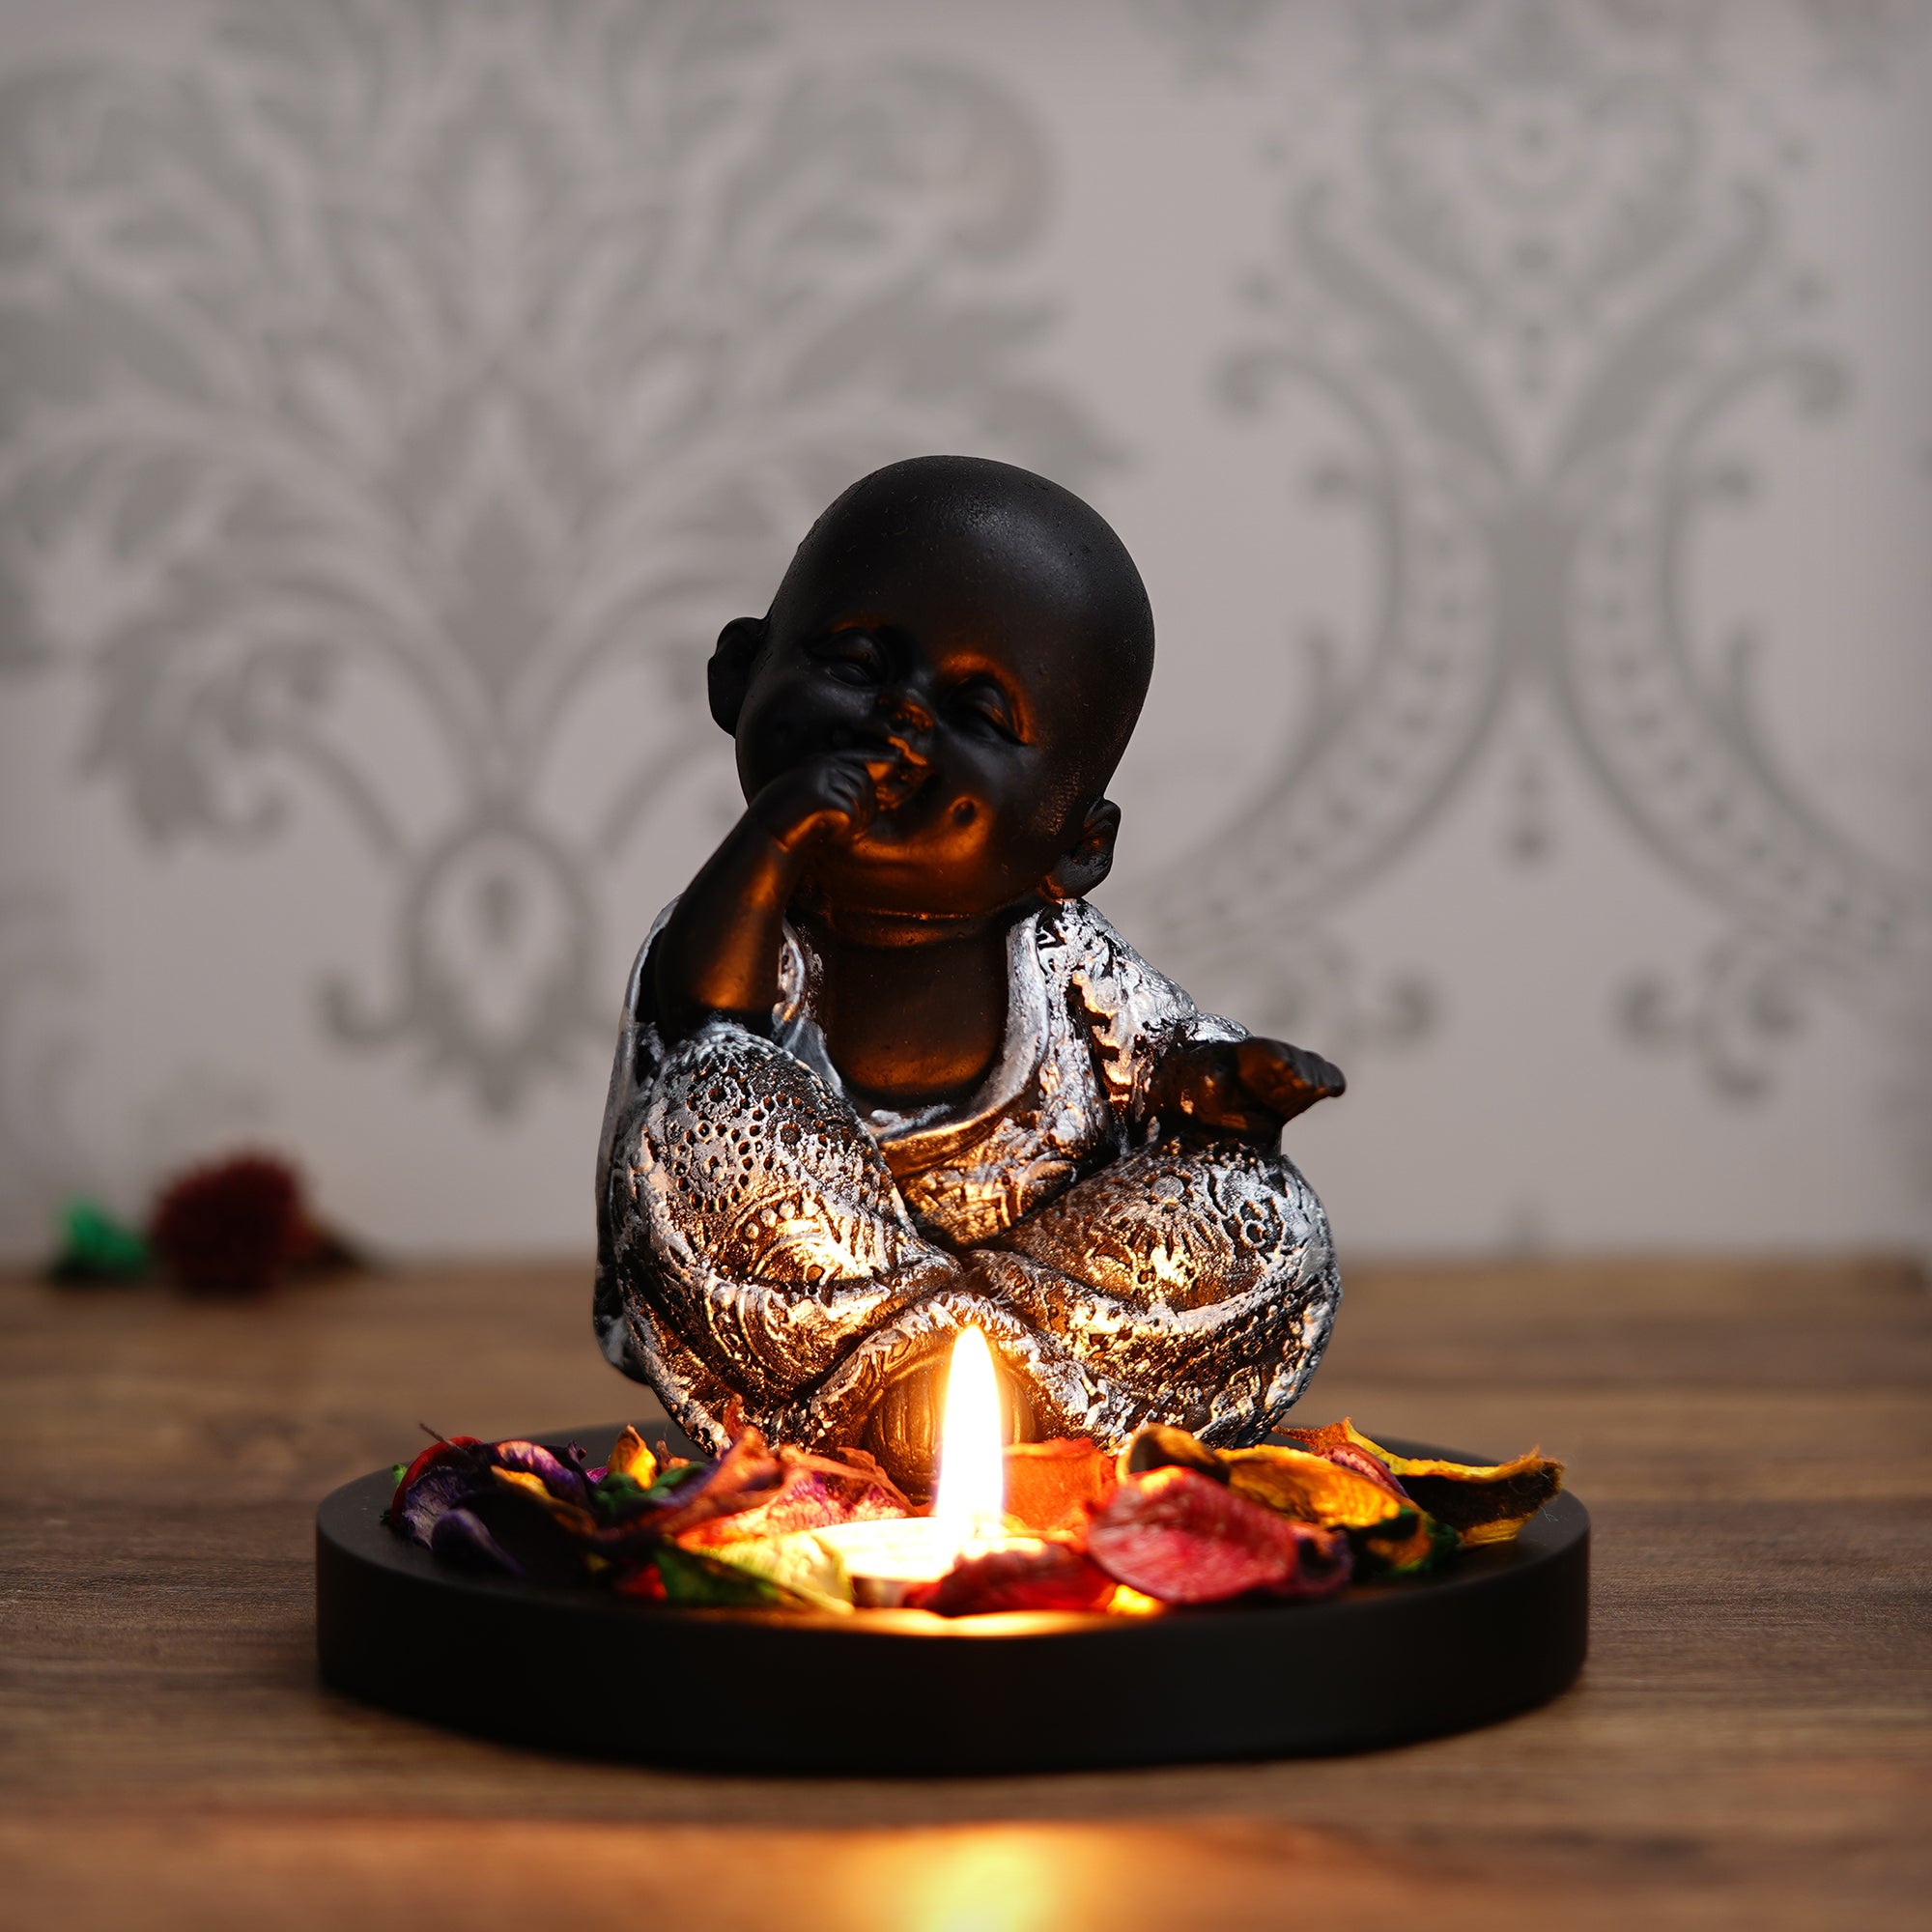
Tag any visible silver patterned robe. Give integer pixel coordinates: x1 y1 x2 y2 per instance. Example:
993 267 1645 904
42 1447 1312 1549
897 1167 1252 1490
594 898 1339 1457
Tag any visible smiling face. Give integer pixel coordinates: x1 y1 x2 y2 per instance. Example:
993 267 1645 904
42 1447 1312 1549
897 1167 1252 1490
714 457 1154 921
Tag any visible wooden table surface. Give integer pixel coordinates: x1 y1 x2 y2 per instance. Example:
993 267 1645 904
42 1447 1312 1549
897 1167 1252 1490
3 1254 1928 1930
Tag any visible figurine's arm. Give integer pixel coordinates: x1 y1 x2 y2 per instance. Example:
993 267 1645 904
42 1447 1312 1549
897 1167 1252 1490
1054 900 1343 1142
1147 1036 1345 1144
651 752 879 1042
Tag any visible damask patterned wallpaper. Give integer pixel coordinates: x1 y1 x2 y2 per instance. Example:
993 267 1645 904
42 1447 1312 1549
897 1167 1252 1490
2 0 1928 1260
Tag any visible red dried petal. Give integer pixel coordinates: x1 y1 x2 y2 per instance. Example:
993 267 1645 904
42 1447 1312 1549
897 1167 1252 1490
390 1435 482 1518
907 1541 1115 1616
612 1563 668 1601
1086 1467 1351 1605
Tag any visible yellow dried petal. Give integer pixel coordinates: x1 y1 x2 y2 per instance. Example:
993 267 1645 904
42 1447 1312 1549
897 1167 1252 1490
491 1464 599 1539
1219 1444 1408 1529
493 1466 551 1501
1335 1421 1563 1546
606 1425 657 1487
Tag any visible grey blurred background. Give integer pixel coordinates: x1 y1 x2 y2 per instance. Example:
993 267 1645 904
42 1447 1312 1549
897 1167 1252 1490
2 0 1928 1263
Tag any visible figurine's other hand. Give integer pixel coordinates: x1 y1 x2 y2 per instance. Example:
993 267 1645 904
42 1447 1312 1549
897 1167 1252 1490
749 749 883 855
1234 1037 1345 1122
1150 1036 1345 1143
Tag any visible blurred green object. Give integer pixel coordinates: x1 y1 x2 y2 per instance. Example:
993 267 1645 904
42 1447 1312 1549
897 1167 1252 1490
48 1197 151 1283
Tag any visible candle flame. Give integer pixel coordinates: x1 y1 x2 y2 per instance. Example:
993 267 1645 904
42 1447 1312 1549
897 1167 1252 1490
933 1325 1005 1539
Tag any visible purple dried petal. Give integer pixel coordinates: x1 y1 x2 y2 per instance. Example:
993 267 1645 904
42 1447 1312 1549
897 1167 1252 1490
489 1439 587 1505
429 1506 524 1575
681 1467 905 1548
649 1429 787 1538
397 1458 492 1547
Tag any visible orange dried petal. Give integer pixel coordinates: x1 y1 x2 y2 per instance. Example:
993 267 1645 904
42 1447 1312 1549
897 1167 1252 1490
1003 1437 1116 1534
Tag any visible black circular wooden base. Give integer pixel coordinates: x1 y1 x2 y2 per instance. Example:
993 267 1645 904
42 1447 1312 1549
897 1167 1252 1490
315 1425 1588 1775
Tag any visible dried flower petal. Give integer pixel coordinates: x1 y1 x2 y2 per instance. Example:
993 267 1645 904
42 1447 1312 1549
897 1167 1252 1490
680 1464 904 1548
491 1465 598 1539
1119 1424 1227 1484
589 1470 658 1521
1283 1420 1563 1546
1003 1438 1117 1534
907 1540 1114 1616
1355 1510 1460 1577
1219 1442 1458 1577
1219 1444 1410 1529
654 1543 828 1611
688 1532 855 1612
817 1444 915 1517
1086 1467 1351 1605
612 1563 668 1601
428 1505 522 1575
647 1425 789 1539
389 1435 482 1523
392 1441 492 1548
489 1439 587 1507
604 1425 657 1487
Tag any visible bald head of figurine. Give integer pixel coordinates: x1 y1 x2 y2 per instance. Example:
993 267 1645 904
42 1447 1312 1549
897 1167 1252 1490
708 455 1156 923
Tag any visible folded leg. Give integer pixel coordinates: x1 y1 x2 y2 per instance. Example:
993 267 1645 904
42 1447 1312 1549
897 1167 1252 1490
973 1133 1340 1447
601 1021 958 1450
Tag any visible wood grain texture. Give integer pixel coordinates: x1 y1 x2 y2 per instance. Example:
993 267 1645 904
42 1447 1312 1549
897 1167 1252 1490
3 1255 1928 1930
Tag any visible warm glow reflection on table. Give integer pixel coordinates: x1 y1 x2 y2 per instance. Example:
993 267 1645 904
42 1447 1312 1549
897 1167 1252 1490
761 1821 1492 1932
847 1829 1070 1932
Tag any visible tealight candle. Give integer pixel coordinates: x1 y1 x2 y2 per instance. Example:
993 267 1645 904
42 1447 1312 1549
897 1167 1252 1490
810 1326 1033 1605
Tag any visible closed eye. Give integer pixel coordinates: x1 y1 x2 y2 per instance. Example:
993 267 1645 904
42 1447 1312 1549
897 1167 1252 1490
948 676 1022 742
808 630 885 685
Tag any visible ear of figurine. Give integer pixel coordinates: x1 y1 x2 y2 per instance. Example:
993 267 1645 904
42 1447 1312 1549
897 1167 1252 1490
707 616 767 733
1043 799 1121 901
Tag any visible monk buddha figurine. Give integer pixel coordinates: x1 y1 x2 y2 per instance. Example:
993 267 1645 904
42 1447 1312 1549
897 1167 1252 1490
594 456 1345 1495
